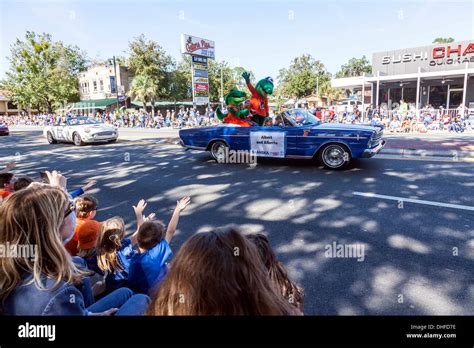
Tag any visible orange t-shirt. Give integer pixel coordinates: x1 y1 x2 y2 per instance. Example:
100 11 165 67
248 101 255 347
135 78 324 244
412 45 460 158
64 218 87 256
0 190 12 199
247 82 269 117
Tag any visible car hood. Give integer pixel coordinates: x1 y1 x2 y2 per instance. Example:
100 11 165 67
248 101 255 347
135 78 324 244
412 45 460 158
314 123 380 132
76 124 115 131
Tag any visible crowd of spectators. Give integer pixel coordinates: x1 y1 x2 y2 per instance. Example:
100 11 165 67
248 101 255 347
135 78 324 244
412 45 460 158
0 163 304 316
0 106 221 129
324 101 472 133
1 101 472 134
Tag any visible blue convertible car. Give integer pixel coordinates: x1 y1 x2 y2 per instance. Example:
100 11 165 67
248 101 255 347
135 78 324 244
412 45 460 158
179 108 385 169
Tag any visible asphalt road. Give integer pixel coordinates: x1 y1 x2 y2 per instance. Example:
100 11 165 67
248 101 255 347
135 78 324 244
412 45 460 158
1 130 473 315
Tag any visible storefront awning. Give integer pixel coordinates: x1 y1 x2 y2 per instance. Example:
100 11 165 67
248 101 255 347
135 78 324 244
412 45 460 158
131 100 198 108
332 67 474 89
68 98 118 110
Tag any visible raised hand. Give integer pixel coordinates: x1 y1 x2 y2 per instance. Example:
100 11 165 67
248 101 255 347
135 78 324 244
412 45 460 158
1 162 16 173
144 213 156 222
82 179 97 192
133 199 147 217
242 71 251 83
176 196 191 212
45 170 67 190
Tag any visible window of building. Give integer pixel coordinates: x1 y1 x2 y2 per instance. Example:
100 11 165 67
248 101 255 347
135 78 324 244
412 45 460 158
100 80 104 92
389 87 402 109
429 85 448 108
93 81 98 92
7 101 17 110
402 88 417 104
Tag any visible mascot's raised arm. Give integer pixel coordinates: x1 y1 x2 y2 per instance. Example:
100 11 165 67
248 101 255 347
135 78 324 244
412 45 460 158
215 88 252 127
242 71 274 126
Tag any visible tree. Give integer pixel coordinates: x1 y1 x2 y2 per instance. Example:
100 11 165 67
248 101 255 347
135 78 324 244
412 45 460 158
1 31 87 113
171 57 249 103
127 34 174 99
277 54 331 99
127 75 158 114
335 56 372 78
433 37 455 44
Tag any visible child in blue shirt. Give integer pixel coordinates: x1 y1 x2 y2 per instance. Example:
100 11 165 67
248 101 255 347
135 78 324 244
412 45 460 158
128 196 190 295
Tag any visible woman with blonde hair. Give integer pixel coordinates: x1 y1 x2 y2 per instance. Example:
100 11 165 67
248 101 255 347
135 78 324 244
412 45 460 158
0 173 149 315
147 226 301 315
246 233 304 312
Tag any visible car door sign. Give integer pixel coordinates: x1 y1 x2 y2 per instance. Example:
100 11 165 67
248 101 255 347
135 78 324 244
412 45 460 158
250 131 286 158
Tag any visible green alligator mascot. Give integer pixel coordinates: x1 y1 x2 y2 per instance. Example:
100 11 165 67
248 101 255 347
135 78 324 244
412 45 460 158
215 88 252 126
242 72 274 126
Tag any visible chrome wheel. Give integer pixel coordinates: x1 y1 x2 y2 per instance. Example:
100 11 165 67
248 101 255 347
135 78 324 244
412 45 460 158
73 133 83 146
321 144 349 169
47 132 56 144
210 141 228 163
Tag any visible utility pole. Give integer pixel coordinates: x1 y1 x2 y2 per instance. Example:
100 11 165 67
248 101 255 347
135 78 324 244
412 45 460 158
113 56 119 112
220 64 224 109
316 76 319 96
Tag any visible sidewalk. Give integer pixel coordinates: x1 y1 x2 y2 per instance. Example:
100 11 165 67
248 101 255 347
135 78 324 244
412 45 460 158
382 133 474 159
9 125 474 159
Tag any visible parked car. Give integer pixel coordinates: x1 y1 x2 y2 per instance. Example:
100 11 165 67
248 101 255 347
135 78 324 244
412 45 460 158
43 117 118 146
179 108 385 169
0 123 9 136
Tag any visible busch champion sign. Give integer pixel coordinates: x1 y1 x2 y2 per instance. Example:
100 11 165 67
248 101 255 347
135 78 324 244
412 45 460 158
373 40 474 75
181 34 215 59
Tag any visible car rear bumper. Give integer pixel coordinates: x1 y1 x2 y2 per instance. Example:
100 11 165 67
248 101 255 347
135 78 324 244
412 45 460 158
362 140 386 158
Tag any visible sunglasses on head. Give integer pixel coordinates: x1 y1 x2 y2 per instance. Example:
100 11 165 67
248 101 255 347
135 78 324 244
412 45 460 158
64 201 76 218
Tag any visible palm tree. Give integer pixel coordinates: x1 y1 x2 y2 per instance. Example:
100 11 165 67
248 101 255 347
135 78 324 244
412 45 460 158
127 75 158 115
432 37 455 44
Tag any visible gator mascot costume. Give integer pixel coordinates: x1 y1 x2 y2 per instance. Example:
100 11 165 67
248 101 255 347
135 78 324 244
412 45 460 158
242 72 274 126
215 88 252 126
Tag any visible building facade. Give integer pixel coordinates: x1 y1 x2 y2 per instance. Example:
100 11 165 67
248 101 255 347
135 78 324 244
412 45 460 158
78 63 134 101
0 90 19 115
332 40 474 117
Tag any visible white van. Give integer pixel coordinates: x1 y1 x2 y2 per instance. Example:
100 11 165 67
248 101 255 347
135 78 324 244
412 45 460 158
335 99 363 114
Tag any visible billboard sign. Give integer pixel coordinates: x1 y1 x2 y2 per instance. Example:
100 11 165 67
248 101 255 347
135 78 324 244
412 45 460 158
373 40 474 75
193 69 208 78
181 34 215 59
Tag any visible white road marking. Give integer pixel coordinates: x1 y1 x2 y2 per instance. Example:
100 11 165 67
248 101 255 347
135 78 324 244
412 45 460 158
353 191 474 211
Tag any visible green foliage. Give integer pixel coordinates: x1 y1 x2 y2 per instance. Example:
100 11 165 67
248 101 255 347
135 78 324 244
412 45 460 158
169 56 255 102
127 75 158 114
432 37 455 44
335 56 372 78
127 34 175 99
1 31 87 112
277 54 331 99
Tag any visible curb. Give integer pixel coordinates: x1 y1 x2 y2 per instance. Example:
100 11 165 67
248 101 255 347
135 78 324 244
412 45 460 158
381 148 474 159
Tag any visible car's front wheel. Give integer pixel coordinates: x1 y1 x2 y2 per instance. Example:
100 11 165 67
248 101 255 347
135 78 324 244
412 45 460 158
46 132 57 144
210 141 228 163
73 132 84 146
319 143 351 170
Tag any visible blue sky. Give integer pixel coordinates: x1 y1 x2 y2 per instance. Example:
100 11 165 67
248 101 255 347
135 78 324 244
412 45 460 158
0 0 473 81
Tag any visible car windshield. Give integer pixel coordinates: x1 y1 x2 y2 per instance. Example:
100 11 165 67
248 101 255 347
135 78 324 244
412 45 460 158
67 117 101 126
284 109 321 126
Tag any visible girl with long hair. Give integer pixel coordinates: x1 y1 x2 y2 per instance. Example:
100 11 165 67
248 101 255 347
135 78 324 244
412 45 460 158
0 181 149 316
147 225 301 315
246 233 304 312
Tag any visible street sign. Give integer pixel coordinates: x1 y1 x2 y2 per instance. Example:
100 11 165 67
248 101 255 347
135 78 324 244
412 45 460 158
192 55 208 64
193 69 208 78
182 34 214 106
